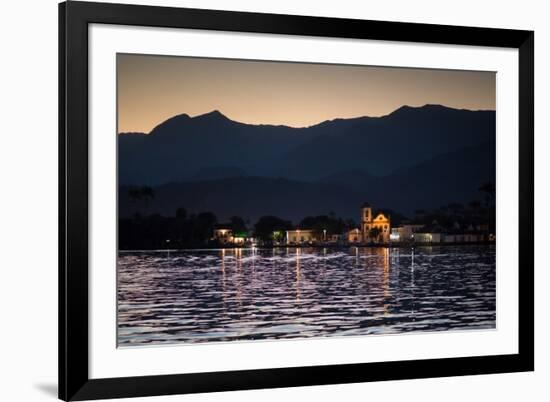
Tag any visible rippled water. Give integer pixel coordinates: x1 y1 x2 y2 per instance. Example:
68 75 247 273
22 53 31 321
117 245 495 346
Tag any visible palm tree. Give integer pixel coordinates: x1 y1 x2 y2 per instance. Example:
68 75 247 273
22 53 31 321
128 186 155 215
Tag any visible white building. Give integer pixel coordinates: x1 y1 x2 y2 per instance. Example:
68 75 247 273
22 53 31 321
413 232 443 243
390 224 424 242
286 229 316 244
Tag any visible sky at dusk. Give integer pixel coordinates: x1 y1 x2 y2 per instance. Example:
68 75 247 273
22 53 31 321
117 53 496 133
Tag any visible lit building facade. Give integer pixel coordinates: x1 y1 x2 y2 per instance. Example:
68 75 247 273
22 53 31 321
286 229 316 244
413 232 443 243
361 203 391 243
213 227 251 245
390 224 424 242
347 228 362 243
425 233 485 243
346 203 391 244
213 227 233 244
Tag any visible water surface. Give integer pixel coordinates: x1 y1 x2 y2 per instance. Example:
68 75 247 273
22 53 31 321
118 246 495 346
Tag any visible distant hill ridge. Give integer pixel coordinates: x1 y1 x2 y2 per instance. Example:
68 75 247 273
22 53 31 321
119 104 494 136
118 104 495 186
119 140 495 220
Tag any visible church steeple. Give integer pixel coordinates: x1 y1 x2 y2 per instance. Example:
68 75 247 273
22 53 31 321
361 202 372 223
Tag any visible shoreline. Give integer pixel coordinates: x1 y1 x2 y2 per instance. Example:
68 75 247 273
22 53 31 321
118 241 495 252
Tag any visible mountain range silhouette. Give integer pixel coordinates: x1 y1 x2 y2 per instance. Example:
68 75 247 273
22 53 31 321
118 104 495 220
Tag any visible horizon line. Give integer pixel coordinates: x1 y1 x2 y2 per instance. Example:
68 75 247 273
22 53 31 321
118 103 497 134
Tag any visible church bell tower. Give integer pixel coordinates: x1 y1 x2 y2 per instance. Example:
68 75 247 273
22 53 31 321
361 202 372 224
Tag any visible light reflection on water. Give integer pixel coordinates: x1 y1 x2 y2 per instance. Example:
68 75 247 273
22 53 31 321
117 245 495 346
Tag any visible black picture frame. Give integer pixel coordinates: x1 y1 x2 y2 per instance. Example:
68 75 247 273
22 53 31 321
59 1 534 400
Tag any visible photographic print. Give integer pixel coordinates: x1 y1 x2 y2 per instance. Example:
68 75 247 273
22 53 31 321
117 54 496 347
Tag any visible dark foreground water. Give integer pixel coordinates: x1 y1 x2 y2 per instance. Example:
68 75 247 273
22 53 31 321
117 246 495 346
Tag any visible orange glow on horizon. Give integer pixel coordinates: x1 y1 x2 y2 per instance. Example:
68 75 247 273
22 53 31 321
117 54 496 133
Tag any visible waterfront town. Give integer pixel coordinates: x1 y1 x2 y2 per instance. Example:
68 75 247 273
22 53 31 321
211 202 494 248
119 198 495 250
